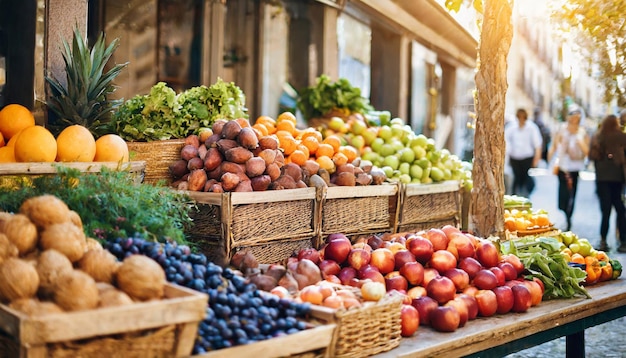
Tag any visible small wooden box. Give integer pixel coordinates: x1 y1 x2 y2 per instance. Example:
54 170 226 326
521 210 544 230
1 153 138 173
319 184 399 241
185 188 320 266
396 180 462 233
0 283 208 358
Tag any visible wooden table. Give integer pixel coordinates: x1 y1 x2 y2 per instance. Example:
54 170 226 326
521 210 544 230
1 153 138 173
374 278 626 358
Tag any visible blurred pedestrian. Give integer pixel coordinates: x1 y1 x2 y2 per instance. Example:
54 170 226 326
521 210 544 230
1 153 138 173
548 107 590 231
505 108 542 197
533 107 552 163
589 114 626 252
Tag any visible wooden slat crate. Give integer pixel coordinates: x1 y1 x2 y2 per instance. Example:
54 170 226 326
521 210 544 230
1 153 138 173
185 188 320 266
318 183 399 242
197 324 336 358
127 139 185 184
0 283 208 358
0 161 147 188
396 180 462 233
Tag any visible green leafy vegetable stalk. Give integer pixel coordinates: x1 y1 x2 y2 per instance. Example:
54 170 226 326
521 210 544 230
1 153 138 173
112 78 248 141
0 167 195 244
501 237 591 299
296 74 374 121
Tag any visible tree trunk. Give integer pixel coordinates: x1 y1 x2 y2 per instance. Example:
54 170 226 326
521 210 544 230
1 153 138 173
469 0 513 239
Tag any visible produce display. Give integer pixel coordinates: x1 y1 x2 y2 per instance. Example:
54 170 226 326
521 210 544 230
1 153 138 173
105 238 314 354
503 208 553 232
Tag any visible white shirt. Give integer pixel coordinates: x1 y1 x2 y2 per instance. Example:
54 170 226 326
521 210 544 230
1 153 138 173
505 120 543 160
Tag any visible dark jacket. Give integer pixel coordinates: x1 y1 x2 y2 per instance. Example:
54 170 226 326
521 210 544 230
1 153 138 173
590 131 626 182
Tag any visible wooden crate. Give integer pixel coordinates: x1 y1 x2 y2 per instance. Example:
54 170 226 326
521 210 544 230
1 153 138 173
197 324 336 358
308 292 403 358
127 139 185 184
185 188 320 266
0 283 208 358
0 161 146 188
396 181 462 233
319 183 399 241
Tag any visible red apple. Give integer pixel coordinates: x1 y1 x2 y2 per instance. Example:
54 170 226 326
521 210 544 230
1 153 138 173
411 295 438 326
430 305 461 332
399 261 425 286
473 269 499 290
456 293 478 320
351 242 373 253
497 261 518 281
425 228 450 251
445 297 469 327
325 274 341 284
458 257 483 279
297 248 320 264
348 248 371 270
370 248 395 274
366 234 384 250
427 275 456 304
476 240 500 268
324 236 352 264
443 268 470 291
318 259 341 278
326 233 349 243
533 277 545 295
406 236 434 264
489 267 506 287
359 267 386 285
400 304 420 337
441 224 462 238
348 278 365 288
407 286 427 299
394 250 416 270
462 285 478 297
429 250 457 273
522 280 543 306
474 289 498 317
447 232 476 259
423 267 441 287
501 254 525 275
493 285 514 314
337 266 358 286
385 271 409 292
511 284 532 312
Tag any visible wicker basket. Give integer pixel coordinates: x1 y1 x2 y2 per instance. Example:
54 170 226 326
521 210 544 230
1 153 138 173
0 161 146 189
127 139 185 184
309 291 403 358
185 188 320 266
396 181 462 233
319 184 399 242
0 283 207 358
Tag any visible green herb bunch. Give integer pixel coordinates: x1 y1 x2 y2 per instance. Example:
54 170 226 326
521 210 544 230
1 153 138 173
0 167 195 244
296 74 374 121
111 78 248 142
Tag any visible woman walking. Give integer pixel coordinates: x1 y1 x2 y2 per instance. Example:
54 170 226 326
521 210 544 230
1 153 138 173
589 114 626 252
548 108 590 231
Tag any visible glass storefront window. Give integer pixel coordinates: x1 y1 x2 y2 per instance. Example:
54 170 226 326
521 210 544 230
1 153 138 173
337 13 371 98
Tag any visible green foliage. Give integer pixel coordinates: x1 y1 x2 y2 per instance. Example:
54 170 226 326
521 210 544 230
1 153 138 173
553 0 626 107
111 79 248 142
45 27 127 137
296 75 374 121
0 167 195 244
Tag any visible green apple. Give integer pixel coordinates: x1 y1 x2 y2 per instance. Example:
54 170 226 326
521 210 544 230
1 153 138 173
381 166 394 178
416 158 431 170
443 168 452 180
390 117 405 126
411 178 421 183
391 124 405 138
411 145 426 160
399 162 411 175
350 119 367 135
378 126 393 141
426 138 436 151
421 176 433 184
398 148 415 163
379 111 392 126
430 167 445 182
390 139 405 152
399 173 412 184
361 151 380 163
350 135 365 151
410 134 429 148
362 127 378 145
409 164 423 179
421 166 431 180
329 116 346 132
380 143 396 157
383 155 400 170
371 138 385 153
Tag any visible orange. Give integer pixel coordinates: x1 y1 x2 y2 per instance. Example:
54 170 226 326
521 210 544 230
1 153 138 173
55 125 97 162
315 143 335 158
302 136 319 155
332 152 348 166
13 125 57 162
300 128 323 142
296 144 310 159
276 119 296 135
235 117 250 128
278 135 298 155
316 156 336 173
322 135 342 153
94 134 129 162
252 123 269 137
6 130 22 147
0 146 15 162
339 145 358 163
289 149 308 166
255 116 276 134
0 132 4 147
0 104 36 140
277 111 297 125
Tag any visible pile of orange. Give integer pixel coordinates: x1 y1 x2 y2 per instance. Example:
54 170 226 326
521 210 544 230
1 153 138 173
0 103 129 163
252 112 360 174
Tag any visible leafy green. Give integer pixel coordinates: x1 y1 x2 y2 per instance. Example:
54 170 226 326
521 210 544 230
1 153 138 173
111 79 248 141
0 166 195 244
296 75 374 121
501 237 591 299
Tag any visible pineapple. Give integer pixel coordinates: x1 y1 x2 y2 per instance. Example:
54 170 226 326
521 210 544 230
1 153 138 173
45 27 127 137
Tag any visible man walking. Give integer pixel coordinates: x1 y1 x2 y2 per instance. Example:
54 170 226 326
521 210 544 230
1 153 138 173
505 108 543 197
